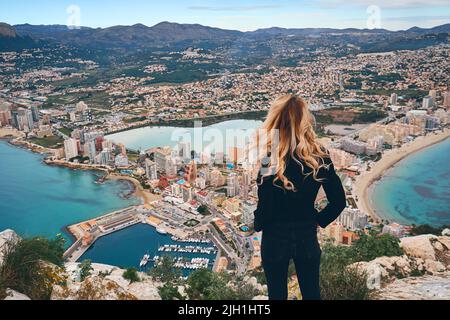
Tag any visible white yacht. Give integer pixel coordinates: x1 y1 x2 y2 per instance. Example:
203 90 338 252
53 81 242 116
156 227 168 235
139 254 150 268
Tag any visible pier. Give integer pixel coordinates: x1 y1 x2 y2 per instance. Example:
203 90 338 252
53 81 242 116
64 206 143 262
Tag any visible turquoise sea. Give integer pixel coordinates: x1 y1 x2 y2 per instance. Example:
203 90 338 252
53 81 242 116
0 140 139 241
370 137 450 227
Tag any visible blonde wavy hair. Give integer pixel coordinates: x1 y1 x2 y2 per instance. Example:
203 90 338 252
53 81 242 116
256 94 329 191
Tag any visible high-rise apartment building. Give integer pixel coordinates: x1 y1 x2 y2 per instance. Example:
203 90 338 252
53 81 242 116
64 138 79 160
0 109 11 126
389 93 398 105
178 141 191 161
443 91 450 108
422 96 433 109
145 159 158 180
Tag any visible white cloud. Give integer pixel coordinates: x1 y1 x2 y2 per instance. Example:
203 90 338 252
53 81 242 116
318 0 450 8
187 5 283 12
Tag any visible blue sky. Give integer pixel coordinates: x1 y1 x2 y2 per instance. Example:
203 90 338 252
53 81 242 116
1 0 449 31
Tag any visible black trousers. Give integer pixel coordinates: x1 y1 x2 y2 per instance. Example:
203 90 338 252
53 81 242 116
261 222 322 300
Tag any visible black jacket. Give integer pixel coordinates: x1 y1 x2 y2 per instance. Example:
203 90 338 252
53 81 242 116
254 155 346 232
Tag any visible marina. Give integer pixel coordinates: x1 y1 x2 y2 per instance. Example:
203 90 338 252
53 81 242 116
78 223 218 275
140 255 212 271
171 236 213 244
158 244 217 255
172 257 211 270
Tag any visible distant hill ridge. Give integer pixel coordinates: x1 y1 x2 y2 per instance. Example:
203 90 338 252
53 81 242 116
0 21 449 50
0 23 18 37
12 21 450 35
12 21 243 48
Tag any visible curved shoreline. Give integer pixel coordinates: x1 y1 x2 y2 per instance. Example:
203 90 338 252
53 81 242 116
105 173 161 206
354 128 450 224
1 130 159 217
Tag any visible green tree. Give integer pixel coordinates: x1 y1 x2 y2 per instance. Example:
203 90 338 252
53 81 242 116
197 205 210 216
79 260 93 281
0 275 5 299
187 269 237 300
123 268 140 283
234 283 260 300
249 267 267 285
148 255 182 283
410 224 448 236
352 233 403 262
186 269 214 300
159 283 184 300
0 235 66 300
320 243 374 300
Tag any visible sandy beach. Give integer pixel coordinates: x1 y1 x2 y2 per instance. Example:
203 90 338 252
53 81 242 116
106 173 161 206
354 128 450 224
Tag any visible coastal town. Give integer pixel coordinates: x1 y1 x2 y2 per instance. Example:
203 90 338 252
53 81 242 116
0 37 449 277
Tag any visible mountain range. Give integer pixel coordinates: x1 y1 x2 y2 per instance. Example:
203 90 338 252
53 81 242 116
12 22 242 47
0 21 449 50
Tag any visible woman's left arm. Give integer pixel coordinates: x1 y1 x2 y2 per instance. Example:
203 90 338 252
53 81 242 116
316 157 347 228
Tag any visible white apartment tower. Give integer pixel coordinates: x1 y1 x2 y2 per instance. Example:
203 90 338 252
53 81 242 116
145 159 158 180
64 138 79 160
389 93 398 105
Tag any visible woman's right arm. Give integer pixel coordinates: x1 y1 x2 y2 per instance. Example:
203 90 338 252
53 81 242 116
253 173 273 232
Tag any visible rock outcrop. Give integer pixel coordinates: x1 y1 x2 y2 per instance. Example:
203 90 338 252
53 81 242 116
0 229 20 265
400 234 450 269
51 262 162 300
377 272 450 300
1 230 32 300
352 255 425 289
351 235 450 298
3 289 31 300
400 234 438 260
243 276 267 294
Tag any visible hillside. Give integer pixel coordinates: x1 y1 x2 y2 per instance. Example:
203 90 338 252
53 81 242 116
8 21 450 50
0 23 41 51
13 21 242 48
0 23 17 37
